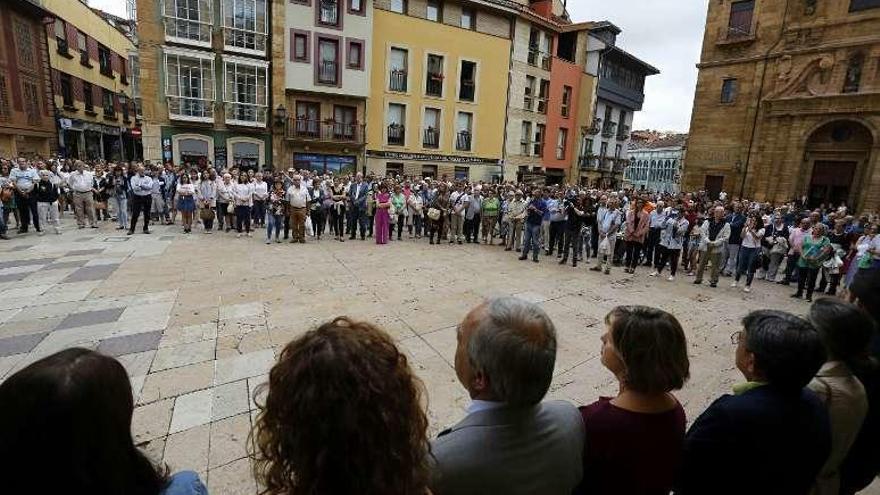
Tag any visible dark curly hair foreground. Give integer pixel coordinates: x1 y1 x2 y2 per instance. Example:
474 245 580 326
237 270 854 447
252 316 431 495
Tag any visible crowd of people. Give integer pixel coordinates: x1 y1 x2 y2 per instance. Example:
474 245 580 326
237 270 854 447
2 157 879 303
1 276 879 494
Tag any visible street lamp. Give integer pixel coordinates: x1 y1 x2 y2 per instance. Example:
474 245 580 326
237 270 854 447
273 105 287 128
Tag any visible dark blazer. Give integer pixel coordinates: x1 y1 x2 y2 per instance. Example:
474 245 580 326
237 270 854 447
676 385 831 495
430 401 584 495
348 182 369 209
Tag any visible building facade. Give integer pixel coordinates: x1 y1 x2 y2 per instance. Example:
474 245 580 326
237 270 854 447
0 0 57 158
578 24 658 189
138 0 273 170
46 0 138 161
282 0 372 175
365 0 516 181
625 133 687 193
684 0 880 211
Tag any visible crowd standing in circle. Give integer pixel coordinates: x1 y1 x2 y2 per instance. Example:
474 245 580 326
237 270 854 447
2 156 879 303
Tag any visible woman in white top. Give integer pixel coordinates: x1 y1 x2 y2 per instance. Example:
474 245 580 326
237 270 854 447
197 169 217 233
232 171 254 237
175 174 197 234
216 173 234 232
651 208 689 281
251 172 269 228
732 211 765 292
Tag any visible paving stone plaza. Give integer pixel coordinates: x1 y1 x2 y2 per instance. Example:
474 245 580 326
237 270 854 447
0 224 873 494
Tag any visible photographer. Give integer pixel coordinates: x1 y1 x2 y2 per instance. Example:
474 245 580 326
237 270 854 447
560 192 588 268
519 188 548 263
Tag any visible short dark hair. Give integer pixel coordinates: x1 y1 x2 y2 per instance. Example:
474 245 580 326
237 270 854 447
607 306 690 394
742 310 826 391
809 298 876 370
850 268 880 325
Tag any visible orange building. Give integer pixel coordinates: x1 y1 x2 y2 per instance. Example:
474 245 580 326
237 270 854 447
543 53 582 171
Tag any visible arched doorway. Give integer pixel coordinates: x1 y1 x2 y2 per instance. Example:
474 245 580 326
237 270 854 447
805 120 873 208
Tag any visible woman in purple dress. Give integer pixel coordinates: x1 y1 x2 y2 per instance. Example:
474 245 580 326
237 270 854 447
375 184 391 245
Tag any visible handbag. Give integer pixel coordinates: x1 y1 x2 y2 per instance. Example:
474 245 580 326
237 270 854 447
226 202 234 214
427 207 442 221
388 203 397 217
200 207 215 221
598 236 611 254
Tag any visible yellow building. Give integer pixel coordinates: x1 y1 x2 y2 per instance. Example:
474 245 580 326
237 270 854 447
366 2 515 181
44 0 138 161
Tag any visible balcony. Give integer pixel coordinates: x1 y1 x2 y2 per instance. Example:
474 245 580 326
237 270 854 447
716 22 757 46
520 140 531 156
578 154 599 169
167 96 214 122
387 124 405 146
225 103 267 127
163 16 212 46
319 0 339 25
456 130 472 151
389 69 407 92
586 117 601 135
601 121 617 139
527 49 552 71
223 27 267 54
426 73 443 97
616 124 630 141
318 60 338 85
423 127 440 149
288 119 365 145
459 80 475 102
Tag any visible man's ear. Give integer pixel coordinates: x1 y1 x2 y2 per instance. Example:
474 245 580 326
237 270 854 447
472 370 490 396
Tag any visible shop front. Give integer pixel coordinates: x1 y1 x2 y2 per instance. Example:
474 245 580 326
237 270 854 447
366 150 501 182
294 153 358 176
58 118 130 161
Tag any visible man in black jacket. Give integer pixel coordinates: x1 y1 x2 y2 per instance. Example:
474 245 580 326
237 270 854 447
35 170 61 235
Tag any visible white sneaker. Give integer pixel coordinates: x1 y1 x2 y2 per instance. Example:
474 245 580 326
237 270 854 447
265 239 270 244
667 276 675 282
246 233 253 237
730 281 738 288
649 271 658 277
236 233 242 238
743 286 751 293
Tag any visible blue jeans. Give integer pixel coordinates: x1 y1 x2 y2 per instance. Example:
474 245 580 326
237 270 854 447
735 246 760 285
521 223 541 260
114 196 128 229
266 213 283 240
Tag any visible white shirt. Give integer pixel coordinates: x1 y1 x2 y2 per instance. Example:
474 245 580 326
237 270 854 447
67 171 94 193
233 183 253 206
287 185 310 208
742 227 765 249
176 183 195 196
450 191 469 216
252 181 268 201
467 400 507 415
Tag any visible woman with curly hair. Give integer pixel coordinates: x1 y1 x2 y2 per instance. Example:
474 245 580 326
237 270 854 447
252 316 431 495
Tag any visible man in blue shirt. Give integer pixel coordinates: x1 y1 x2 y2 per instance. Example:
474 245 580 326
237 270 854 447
519 188 548 263
9 158 40 234
722 202 747 276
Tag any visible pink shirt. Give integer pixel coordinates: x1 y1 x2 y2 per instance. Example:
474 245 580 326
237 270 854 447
789 227 807 255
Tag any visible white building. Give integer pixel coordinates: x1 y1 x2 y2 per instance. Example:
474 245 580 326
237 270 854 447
625 133 687 193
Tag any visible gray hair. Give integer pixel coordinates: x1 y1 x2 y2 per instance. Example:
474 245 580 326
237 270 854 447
467 297 557 406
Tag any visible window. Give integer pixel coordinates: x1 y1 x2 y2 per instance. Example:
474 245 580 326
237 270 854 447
121 95 130 122
387 103 406 145
22 80 40 125
534 123 545 156
293 31 309 62
520 121 532 155
55 19 70 56
456 112 473 151
319 0 340 27
849 0 880 11
389 47 408 91
728 0 755 37
333 105 357 139
349 0 364 14
390 0 407 13
77 31 89 66
347 40 363 70
537 79 550 114
83 81 94 111
422 164 437 178
386 163 404 177
556 128 567 160
223 0 268 53
524 75 535 110
561 85 572 118
294 101 320 137
843 53 864 93
599 141 608 157
614 144 622 159
423 108 440 148
427 0 441 22
14 19 35 70
426 54 444 97
165 51 215 120
459 60 476 102
454 166 469 180
118 58 128 85
98 45 113 78
461 7 475 30
60 73 74 107
317 38 340 85
224 60 268 126
102 89 115 117
164 0 213 45
721 78 738 103
0 74 10 122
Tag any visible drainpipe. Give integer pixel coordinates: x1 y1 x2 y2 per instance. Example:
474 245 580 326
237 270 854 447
739 0 791 199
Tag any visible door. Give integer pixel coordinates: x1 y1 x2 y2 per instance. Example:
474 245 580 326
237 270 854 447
809 161 855 208
704 175 724 200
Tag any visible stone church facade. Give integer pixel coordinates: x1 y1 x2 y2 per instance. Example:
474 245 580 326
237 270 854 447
684 0 880 212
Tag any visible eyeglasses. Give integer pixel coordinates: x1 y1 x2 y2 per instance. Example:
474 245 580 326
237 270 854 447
730 330 744 345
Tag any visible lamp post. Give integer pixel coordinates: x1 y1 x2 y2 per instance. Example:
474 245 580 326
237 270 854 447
273 105 287 128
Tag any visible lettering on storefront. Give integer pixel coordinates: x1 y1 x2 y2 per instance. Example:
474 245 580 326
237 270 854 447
366 150 500 165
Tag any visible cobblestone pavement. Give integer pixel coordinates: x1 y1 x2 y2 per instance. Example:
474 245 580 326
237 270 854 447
0 222 876 494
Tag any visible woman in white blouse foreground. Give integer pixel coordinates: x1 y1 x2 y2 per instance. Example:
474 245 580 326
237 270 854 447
176 174 197 234
233 171 254 237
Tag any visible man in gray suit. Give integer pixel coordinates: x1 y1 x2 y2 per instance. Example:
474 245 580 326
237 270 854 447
430 297 584 495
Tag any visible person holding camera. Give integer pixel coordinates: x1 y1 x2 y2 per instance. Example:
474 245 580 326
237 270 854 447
559 193 588 268
520 189 548 263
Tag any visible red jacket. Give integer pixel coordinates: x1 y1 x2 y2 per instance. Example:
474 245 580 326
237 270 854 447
625 209 650 243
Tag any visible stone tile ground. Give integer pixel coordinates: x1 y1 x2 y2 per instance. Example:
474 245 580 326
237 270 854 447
0 223 877 494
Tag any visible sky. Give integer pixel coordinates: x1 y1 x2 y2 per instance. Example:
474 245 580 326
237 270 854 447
88 0 707 132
